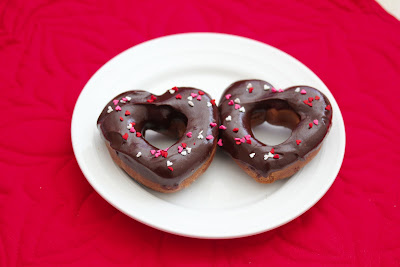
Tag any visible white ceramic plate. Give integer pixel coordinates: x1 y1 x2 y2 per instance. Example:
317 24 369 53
71 33 345 239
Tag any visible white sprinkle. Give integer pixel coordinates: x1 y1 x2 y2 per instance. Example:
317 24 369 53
136 152 142 158
264 152 274 160
207 102 212 107
107 106 113 113
188 101 194 107
127 123 132 129
186 147 192 154
226 115 232 121
249 153 255 158
169 89 175 94
239 107 245 113
199 130 203 134
234 98 240 104
187 96 193 101
295 87 300 93
197 130 204 139
264 84 270 90
167 160 173 167
126 96 131 101
247 83 252 89
120 99 126 103
181 151 187 156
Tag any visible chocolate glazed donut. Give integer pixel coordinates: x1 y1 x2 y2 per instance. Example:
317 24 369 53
97 87 219 193
218 79 333 183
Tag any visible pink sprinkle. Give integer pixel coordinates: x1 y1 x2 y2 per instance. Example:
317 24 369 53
240 137 245 143
278 89 284 92
271 88 277 93
217 139 223 146
245 135 251 141
234 138 241 141
178 146 183 153
219 125 227 130
150 150 156 155
210 122 217 127
313 119 319 125
122 97 127 102
113 100 119 105
129 127 136 133
115 105 122 111
300 89 307 95
228 100 234 105
164 148 169 151
234 104 240 110
155 152 161 158
190 93 197 98
196 95 202 101
186 132 192 138
206 135 214 140
225 94 232 100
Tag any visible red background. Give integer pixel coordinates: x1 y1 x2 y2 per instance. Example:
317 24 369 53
1 0 400 266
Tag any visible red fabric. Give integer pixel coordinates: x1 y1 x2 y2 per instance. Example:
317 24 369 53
1 0 399 265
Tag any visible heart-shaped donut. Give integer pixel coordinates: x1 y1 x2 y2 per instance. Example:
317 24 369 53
97 87 219 193
218 79 333 183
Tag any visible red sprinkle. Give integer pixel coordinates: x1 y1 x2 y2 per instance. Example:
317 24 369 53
161 151 168 158
210 99 216 106
236 141 241 145
182 143 187 148
150 95 157 101
315 95 320 100
296 140 302 145
303 100 309 105
325 105 331 111
176 94 182 99
147 99 154 103
309 123 313 128
273 154 280 159
125 110 130 116
168 166 174 171
122 133 129 140
233 128 239 133
246 140 252 144
131 122 136 125
172 86 178 91
308 97 314 102
248 87 254 93
198 91 205 95
119 117 124 121
307 102 313 107
136 132 142 137
270 148 275 154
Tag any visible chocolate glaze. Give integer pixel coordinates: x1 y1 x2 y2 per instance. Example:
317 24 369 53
97 88 219 190
218 79 333 179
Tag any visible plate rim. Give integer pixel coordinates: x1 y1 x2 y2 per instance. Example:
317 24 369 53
71 32 346 239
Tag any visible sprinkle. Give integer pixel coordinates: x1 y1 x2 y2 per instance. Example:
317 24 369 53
169 89 175 94
188 101 194 107
187 96 193 101
234 104 240 110
196 95 202 101
264 152 273 160
127 123 132 129
228 100 234 105
126 96 131 101
308 97 314 102
147 99 154 103
107 106 113 113
217 139 223 146
190 93 197 98
181 151 187 156
210 122 217 127
129 127 135 133
313 119 319 125
172 86 178 92
120 116 124 121
246 140 252 144
271 88 277 93
300 89 307 95
120 99 126 104
210 99 216 106
270 148 275 154
206 135 213 140
309 123 313 129
219 125 227 130
155 152 161 158
136 132 142 137
234 138 241 145
325 105 331 111
115 105 122 111
225 94 232 99
161 151 168 158
303 100 309 105
113 100 119 105
247 83 252 88
245 135 251 140
178 146 183 153
168 166 173 171
125 110 130 116
186 132 192 138
315 95 320 100
150 150 156 155
234 98 240 104
295 87 300 93
182 143 187 148
264 84 270 90
249 153 255 158
240 137 245 143
207 102 212 107
307 102 313 107
248 87 254 93
296 140 302 145
186 147 192 153
167 160 173 167
239 107 245 113
226 115 232 121
273 154 280 159
121 97 127 101
278 89 284 92
198 91 205 95
122 133 128 140
136 152 142 158
233 128 239 133
176 94 182 99
151 95 157 101
198 130 204 139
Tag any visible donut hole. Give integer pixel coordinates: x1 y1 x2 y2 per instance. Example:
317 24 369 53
251 107 300 146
